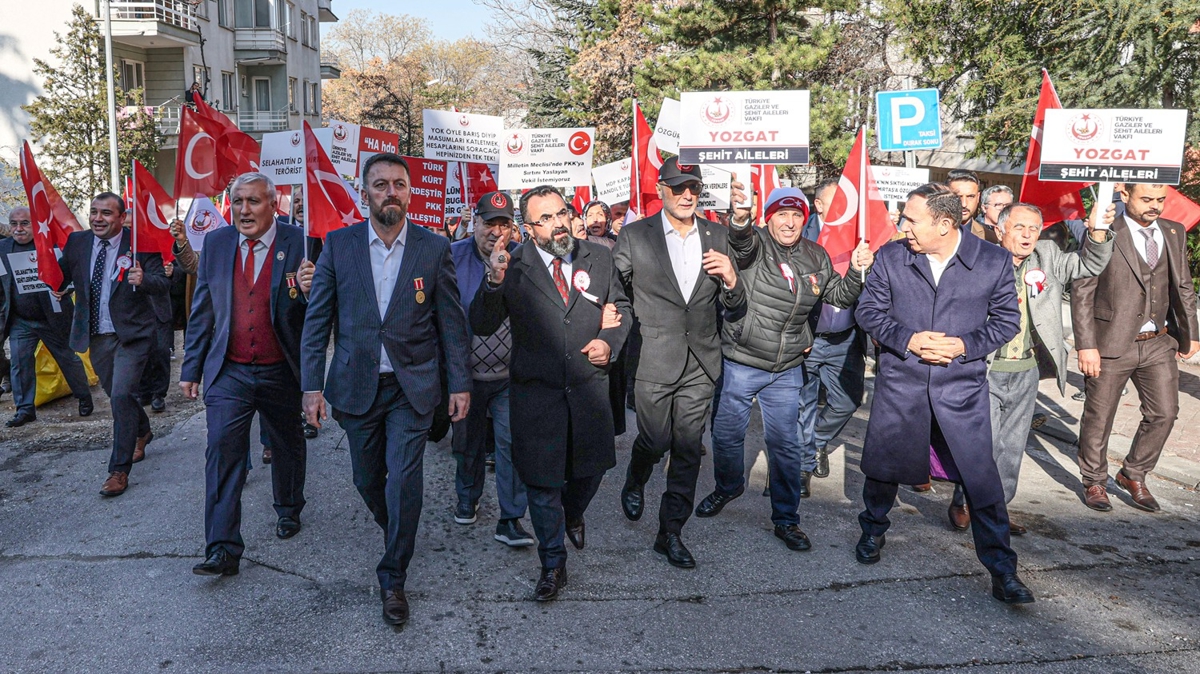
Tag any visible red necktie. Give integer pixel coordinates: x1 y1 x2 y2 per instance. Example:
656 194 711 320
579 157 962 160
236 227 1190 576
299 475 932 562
244 240 257 285
551 258 569 305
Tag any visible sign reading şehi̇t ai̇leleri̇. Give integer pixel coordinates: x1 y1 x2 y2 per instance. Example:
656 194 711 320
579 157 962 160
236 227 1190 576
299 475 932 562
678 91 810 165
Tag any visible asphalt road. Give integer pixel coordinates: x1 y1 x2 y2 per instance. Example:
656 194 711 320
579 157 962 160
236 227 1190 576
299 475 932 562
1 390 1198 673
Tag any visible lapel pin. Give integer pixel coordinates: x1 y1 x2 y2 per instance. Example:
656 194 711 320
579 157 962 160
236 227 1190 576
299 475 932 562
276 251 285 261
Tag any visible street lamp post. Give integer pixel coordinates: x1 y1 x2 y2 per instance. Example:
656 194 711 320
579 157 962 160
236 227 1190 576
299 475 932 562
102 0 120 192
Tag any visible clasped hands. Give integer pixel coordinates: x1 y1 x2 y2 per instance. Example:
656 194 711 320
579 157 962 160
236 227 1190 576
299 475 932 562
908 331 965 364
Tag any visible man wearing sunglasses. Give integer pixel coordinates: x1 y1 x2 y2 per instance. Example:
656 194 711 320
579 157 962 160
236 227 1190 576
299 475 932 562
614 157 745 569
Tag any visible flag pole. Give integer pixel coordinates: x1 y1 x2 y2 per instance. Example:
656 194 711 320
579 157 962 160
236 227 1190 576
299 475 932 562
131 159 139 292
632 98 641 216
858 126 867 284
303 182 310 259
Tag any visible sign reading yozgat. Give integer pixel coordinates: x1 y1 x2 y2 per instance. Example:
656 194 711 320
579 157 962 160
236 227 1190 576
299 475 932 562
1039 108 1188 184
498 128 595 190
679 90 810 164
875 89 942 152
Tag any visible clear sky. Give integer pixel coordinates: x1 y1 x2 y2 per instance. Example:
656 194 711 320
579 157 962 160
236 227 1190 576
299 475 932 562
326 0 489 40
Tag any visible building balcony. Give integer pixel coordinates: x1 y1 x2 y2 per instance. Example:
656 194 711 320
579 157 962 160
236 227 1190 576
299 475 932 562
105 0 200 48
238 109 289 134
234 27 287 60
320 60 341 80
155 98 182 137
317 0 339 22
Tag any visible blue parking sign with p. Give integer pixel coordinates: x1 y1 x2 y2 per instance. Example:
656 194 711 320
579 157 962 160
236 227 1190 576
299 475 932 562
876 89 943 152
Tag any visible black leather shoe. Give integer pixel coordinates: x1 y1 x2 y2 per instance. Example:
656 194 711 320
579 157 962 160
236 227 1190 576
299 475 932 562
303 423 318 439
798 471 813 499
276 516 302 539
5 410 36 428
774 524 812 551
654 532 696 569
855 533 885 565
534 566 567 602
814 447 830 478
193 549 239 576
621 482 644 521
78 397 94 417
991 572 1035 604
150 395 165 413
695 487 743 518
382 588 410 625
565 518 585 550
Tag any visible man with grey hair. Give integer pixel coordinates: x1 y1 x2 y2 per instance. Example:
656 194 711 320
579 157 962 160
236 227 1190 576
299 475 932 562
946 200 1114 534
979 185 1014 231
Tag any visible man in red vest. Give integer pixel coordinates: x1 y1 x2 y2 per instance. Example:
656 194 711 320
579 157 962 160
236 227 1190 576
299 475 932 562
180 172 315 576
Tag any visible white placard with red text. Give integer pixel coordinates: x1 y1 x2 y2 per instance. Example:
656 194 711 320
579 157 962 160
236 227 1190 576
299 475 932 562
1039 108 1188 184
423 109 504 163
498 127 595 190
679 90 810 164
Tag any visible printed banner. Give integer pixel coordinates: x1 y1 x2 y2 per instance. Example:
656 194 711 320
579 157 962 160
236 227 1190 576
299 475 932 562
7 251 50 295
423 109 504 163
679 90 810 164
1039 109 1188 184
402 156 449 228
871 166 931 201
697 164 752 210
498 127 595 190
259 129 306 184
445 163 465 218
355 126 400 215
653 98 681 155
592 158 632 204
320 120 361 179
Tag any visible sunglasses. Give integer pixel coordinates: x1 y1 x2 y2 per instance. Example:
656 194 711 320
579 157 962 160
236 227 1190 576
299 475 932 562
663 182 703 196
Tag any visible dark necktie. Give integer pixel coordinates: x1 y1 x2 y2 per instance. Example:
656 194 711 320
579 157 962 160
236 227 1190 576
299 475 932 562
1141 229 1159 268
89 239 109 335
551 258 569 305
244 239 258 285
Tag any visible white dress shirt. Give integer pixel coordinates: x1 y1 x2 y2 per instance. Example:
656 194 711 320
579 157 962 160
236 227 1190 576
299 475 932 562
534 243 574 289
369 221 408 373
927 231 962 287
90 230 123 334
1127 215 1163 331
238 222 278 284
661 213 703 301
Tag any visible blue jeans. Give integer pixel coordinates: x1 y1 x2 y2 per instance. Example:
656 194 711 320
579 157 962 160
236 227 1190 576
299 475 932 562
710 359 806 527
452 378 527 521
799 329 865 467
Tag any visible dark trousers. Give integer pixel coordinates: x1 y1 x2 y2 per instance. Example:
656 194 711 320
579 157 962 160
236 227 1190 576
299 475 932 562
90 333 151 474
203 361 306 558
526 474 604 569
8 317 92 414
627 350 714 535
138 320 172 399
452 377 526 521
336 375 432 592
799 329 866 466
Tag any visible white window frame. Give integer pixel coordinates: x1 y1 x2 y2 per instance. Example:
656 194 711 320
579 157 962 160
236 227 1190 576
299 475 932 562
221 71 237 111
252 76 272 112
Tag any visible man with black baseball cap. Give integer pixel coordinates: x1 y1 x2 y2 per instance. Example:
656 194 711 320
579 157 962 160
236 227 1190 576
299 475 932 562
449 191 533 548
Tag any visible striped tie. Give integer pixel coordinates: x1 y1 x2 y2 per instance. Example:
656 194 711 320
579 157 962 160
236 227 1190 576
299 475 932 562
1141 229 1159 268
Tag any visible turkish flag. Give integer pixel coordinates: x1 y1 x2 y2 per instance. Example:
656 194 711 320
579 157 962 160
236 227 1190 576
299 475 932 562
750 165 780 225
572 185 592 214
818 128 893 275
459 162 499 208
19 141 82 289
1163 186 1200 231
193 97 260 185
303 121 362 240
174 106 227 198
1019 70 1089 226
130 159 176 262
631 100 663 217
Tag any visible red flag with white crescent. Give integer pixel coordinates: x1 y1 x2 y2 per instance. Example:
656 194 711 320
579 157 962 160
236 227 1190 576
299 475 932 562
631 100 663 218
303 121 362 239
193 97 261 186
750 165 780 225
572 185 591 214
1019 70 1089 226
131 159 177 261
818 128 892 275
174 106 227 198
19 141 82 289
459 162 499 207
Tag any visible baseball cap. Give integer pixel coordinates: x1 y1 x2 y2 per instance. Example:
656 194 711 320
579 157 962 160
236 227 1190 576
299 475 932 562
658 157 704 186
476 191 514 221
763 187 811 223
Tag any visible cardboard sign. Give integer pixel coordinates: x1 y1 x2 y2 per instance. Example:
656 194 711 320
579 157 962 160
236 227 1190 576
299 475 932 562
402 156 449 228
259 129 306 184
1039 109 1188 184
871 166 931 201
6 251 50 295
423 109 504 163
592 158 632 204
876 89 943 152
679 90 810 164
498 127 595 190
182 196 229 251
653 98 681 155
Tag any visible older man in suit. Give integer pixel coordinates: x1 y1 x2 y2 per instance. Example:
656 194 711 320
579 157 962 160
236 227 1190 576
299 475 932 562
302 152 471 628
181 172 316 576
0 206 93 427
855 183 1032 604
57 193 171 497
614 157 744 569
1072 182 1199 513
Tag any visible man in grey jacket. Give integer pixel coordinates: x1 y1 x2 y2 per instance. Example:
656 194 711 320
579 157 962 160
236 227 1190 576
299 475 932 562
947 201 1113 534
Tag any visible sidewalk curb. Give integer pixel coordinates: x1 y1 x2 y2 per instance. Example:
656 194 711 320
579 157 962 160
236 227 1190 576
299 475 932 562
1034 420 1200 491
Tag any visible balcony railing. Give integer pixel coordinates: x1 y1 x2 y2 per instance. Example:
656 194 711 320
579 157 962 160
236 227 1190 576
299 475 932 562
235 27 287 53
238 109 289 133
109 0 197 31
155 97 182 136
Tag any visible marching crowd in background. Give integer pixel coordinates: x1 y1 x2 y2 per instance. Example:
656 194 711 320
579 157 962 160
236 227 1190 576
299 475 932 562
1 154 1197 627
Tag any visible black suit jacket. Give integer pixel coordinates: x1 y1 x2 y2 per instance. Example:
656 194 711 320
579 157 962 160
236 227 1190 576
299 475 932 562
0 238 76 340
57 228 171 353
612 214 745 384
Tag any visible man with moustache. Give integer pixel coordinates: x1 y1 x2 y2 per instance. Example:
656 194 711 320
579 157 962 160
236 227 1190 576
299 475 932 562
614 158 743 568
471 185 631 600
181 172 316 576
302 152 471 627
56 193 171 496
1072 182 1199 513
947 169 999 243
0 206 94 427
979 185 1014 232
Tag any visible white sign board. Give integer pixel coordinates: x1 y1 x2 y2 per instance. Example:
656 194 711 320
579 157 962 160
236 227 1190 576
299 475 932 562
320 120 360 179
679 90 810 164
653 98 681 155
592 158 631 204
871 166 931 201
1039 108 1188 184
445 163 465 219
259 130 307 184
423 109 504 163
498 127 595 190
182 196 230 251
697 164 752 210
6 251 49 295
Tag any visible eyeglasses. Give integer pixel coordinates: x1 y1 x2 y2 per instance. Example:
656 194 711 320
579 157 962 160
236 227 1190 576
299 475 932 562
663 182 703 196
532 208 571 227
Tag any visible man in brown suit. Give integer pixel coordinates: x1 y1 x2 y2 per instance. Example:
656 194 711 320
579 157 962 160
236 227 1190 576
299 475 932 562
1072 182 1199 513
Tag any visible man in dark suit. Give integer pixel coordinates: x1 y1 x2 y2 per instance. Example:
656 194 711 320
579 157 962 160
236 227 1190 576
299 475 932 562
0 206 93 427
614 157 744 568
854 183 1033 604
471 185 631 600
302 152 471 628
1072 182 1199 513
56 192 171 497
181 172 316 576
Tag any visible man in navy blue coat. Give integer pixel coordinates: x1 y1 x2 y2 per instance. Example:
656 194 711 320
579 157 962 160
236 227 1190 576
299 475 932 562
181 172 315 577
854 183 1034 604
301 152 471 628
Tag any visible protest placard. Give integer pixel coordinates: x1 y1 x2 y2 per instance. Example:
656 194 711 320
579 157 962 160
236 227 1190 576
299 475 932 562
445 163 465 218
696 164 751 210
498 128 595 190
322 120 361 179
259 130 306 184
423 110 504 163
871 166 931 201
355 127 400 214
653 98 681 155
1039 109 1188 184
6 251 50 295
592 158 632 204
402 156 449 228
679 91 810 164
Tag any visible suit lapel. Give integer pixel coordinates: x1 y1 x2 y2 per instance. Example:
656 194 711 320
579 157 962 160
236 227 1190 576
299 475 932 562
269 226 290 317
648 218 686 304
1112 221 1146 289
521 239 569 310
351 224 381 320
219 229 239 317
684 221 718 305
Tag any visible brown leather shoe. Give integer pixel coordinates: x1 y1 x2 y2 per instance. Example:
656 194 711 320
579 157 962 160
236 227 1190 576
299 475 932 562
1009 521 1027 536
948 503 970 531
1083 485 1112 512
132 431 154 463
911 481 932 493
262 446 272 465
382 588 409 626
1115 472 1161 512
100 471 129 497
